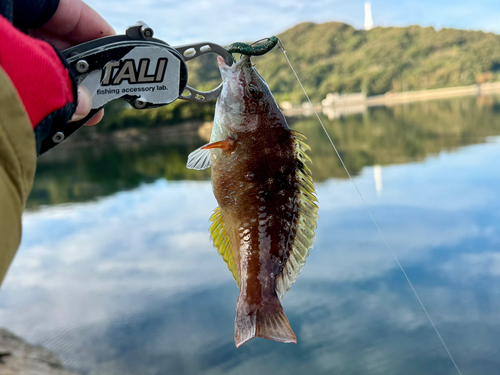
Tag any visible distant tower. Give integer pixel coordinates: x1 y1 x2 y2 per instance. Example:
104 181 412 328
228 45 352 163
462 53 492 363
364 1 373 30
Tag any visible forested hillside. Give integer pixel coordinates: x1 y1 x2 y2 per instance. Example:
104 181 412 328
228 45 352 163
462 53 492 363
208 21 500 101
97 21 500 132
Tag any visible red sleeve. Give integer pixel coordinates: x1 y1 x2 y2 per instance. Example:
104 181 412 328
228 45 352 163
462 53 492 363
0 14 74 129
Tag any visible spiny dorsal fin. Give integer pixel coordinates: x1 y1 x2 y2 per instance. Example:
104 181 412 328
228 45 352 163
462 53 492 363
210 207 240 286
187 145 212 170
276 130 319 299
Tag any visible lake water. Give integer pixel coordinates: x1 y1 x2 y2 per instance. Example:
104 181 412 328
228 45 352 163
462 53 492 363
1 96 500 375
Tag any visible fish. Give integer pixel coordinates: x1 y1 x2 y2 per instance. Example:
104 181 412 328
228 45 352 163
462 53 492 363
186 54 318 348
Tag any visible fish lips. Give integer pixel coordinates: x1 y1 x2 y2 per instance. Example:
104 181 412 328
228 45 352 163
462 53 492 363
217 54 251 72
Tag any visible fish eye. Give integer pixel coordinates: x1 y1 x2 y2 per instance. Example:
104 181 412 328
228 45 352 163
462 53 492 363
246 84 261 99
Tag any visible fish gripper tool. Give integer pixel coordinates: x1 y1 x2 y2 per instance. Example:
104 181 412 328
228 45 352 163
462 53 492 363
39 21 234 155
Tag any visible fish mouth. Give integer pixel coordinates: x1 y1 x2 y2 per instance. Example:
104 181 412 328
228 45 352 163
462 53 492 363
217 54 251 71
217 55 229 69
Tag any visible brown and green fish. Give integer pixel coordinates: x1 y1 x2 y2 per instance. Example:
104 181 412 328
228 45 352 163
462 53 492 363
187 54 318 347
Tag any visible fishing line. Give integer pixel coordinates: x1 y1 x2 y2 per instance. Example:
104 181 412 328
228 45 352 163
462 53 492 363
277 40 463 375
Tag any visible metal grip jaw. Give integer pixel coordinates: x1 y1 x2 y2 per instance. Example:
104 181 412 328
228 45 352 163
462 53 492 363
175 42 233 103
39 21 234 155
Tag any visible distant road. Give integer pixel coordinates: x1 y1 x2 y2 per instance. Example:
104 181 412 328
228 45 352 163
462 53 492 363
283 82 500 118
368 82 500 106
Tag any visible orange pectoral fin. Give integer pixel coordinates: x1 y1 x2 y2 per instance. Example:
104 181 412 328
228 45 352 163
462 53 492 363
201 139 237 154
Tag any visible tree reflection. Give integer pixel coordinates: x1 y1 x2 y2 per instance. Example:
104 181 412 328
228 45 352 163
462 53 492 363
28 95 500 209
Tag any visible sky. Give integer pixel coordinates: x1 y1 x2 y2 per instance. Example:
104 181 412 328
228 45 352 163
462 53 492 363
85 0 500 46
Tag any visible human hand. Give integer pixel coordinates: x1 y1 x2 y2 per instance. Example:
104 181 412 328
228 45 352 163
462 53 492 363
70 86 103 125
30 0 115 126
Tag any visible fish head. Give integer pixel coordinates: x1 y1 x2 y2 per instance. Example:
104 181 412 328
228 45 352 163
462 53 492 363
216 55 285 133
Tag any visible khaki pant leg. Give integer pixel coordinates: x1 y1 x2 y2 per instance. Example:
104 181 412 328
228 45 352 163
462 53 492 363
0 66 36 286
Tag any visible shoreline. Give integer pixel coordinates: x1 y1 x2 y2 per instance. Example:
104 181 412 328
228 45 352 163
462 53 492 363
282 82 500 119
47 84 500 152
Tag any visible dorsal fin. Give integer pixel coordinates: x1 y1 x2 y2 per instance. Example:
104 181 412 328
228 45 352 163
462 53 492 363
276 130 319 299
210 207 240 286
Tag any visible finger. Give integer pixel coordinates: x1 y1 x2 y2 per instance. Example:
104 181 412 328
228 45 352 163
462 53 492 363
42 0 115 45
85 109 104 126
70 86 92 122
28 28 73 50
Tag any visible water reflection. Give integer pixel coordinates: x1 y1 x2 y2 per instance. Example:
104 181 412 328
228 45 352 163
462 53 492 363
29 95 500 209
1 134 500 374
30 144 211 209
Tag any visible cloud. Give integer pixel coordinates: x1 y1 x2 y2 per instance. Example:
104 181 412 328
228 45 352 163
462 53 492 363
1 138 500 373
1 181 228 333
440 251 500 281
3 139 499 335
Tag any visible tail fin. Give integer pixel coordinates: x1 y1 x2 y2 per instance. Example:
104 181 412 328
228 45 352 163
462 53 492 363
234 296 296 348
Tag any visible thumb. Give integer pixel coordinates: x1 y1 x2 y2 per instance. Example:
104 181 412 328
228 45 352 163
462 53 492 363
70 86 92 122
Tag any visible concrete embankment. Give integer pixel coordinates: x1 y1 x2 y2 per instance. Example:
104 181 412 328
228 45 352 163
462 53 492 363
282 82 500 118
0 328 80 375
368 82 500 106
